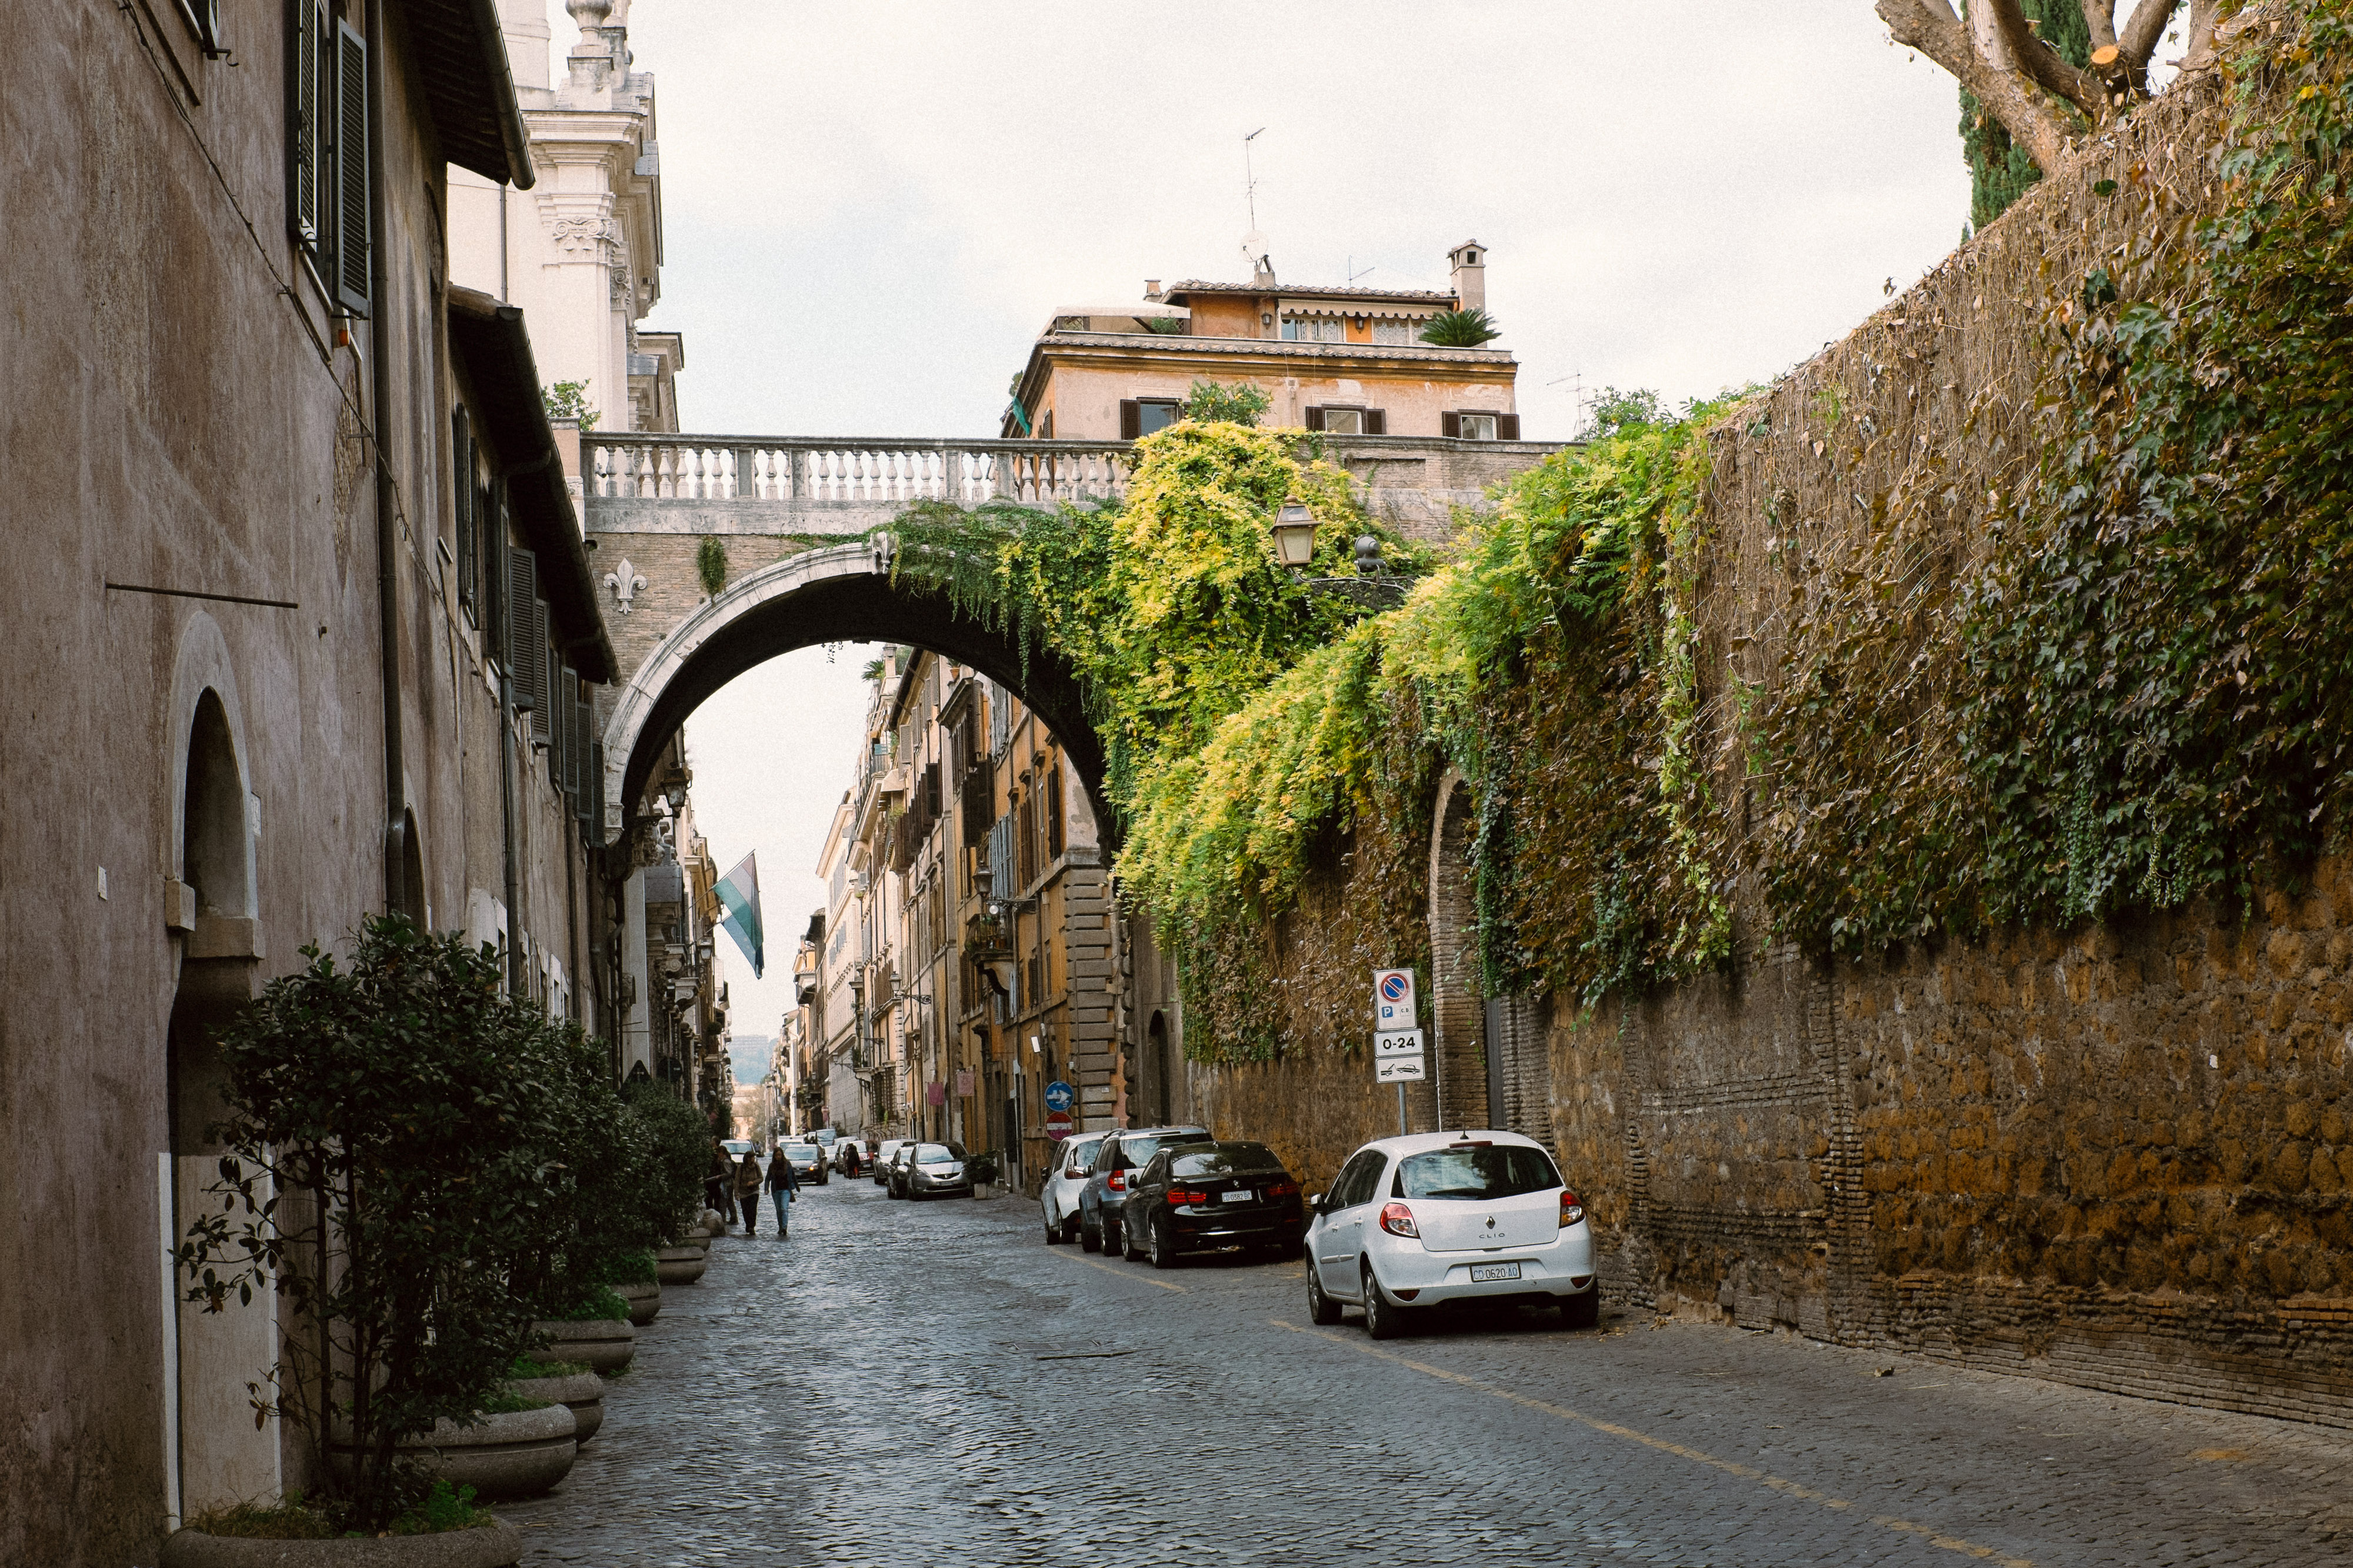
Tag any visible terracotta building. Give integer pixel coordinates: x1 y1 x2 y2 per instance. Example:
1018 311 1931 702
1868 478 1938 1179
1003 242 1518 441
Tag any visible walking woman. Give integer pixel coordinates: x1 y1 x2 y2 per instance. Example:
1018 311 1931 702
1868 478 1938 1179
734 1149 764 1235
766 1142 801 1237
706 1142 733 1227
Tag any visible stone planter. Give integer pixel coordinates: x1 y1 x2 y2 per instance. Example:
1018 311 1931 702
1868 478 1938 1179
529 1316 635 1373
615 1278 660 1326
401 1406 577 1500
699 1207 725 1236
162 1522 526 1567
655 1245 708 1286
508 1370 604 1445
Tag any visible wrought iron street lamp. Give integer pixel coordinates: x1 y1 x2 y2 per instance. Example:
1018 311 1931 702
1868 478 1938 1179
1269 496 1318 571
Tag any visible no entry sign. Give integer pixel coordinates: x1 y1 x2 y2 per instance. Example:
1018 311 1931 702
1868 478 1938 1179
1044 1110 1074 1141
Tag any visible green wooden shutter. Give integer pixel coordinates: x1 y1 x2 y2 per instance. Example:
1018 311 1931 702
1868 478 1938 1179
531 606 554 743
452 408 475 618
573 693 596 823
287 0 322 250
332 18 371 315
505 548 539 710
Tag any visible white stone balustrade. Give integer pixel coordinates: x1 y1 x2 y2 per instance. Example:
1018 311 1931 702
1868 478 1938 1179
584 436 1138 507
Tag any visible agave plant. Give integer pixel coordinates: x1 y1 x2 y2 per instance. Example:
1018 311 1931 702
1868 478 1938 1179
1419 308 1501 348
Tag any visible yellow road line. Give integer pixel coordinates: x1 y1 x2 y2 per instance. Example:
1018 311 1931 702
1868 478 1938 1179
1269 1319 2029 1568
1065 1253 1186 1292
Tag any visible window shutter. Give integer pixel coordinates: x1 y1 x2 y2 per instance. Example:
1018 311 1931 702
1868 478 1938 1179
1365 409 1387 435
1441 412 1462 439
590 741 606 841
1118 400 1141 441
451 409 475 618
1303 406 1325 432
573 694 596 822
531 607 554 742
332 18 371 315
504 548 539 709
288 0 322 249
1497 413 1521 441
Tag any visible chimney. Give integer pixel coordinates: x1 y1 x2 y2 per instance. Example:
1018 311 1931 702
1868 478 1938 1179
1252 255 1277 290
1144 279 1163 301
1448 240 1487 314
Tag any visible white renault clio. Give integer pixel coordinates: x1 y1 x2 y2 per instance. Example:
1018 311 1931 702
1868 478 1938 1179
1039 1132 1109 1246
1304 1130 1598 1337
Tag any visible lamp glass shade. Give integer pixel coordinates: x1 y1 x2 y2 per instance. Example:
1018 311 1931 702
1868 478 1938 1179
1271 500 1317 568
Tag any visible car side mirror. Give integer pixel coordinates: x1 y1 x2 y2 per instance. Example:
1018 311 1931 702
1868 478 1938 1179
1307 1193 1324 1216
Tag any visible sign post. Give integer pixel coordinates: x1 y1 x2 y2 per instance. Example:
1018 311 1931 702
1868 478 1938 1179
1372 970 1420 1135
1043 1079 1075 1142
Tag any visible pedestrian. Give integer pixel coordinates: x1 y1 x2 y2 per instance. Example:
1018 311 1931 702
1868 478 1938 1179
705 1142 732 1227
734 1149 764 1235
839 1141 859 1179
765 1142 800 1236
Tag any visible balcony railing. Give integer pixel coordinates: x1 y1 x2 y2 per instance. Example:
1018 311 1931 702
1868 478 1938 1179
584 434 1136 508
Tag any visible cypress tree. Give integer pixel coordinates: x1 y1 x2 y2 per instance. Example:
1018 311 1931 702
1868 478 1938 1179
1959 2 2091 228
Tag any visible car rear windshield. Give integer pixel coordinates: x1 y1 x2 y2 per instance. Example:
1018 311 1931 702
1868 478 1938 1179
1394 1145 1561 1200
915 1143 964 1163
1170 1144 1285 1179
783 1145 816 1157
1122 1133 1209 1166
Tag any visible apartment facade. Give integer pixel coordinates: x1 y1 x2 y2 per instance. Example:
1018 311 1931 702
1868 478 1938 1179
4 0 618 1559
1004 242 1518 442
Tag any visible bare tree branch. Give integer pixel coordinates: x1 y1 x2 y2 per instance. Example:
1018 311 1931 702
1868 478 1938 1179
1879 0 2082 171
2179 0 2222 69
2118 0 2182 67
2079 1 2122 55
1988 0 2107 118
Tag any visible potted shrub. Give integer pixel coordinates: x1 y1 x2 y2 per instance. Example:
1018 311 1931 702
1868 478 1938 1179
528 1285 637 1374
170 918 593 1557
164 1483 523 1567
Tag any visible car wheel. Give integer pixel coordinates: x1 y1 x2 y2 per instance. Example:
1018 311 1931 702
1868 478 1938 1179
1306 1260 1341 1325
1081 1217 1101 1253
1116 1222 1140 1262
1555 1290 1600 1330
1361 1267 1410 1340
1148 1218 1176 1270
1059 1215 1079 1245
1044 1209 1062 1244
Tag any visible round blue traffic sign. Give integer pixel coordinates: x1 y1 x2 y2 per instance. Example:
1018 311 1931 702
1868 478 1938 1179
1043 1080 1075 1112
1379 973 1410 1002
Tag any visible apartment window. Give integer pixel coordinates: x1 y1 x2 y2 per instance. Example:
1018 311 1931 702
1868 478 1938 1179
1282 316 1344 343
1442 411 1521 441
1305 406 1385 436
1045 762 1064 859
286 1 371 315
1119 399 1181 439
1373 321 1413 346
177 0 223 54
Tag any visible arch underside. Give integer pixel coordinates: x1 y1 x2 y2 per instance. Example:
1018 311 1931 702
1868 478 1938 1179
604 543 1112 845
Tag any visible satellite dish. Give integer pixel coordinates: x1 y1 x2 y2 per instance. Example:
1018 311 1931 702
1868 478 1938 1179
1241 230 1269 263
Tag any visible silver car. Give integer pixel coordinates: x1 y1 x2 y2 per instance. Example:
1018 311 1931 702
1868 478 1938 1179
871 1139 908 1187
1039 1132 1108 1245
904 1141 974 1199
1303 1130 1598 1338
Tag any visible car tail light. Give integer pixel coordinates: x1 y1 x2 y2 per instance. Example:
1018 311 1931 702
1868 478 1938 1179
1378 1202 1419 1237
1266 1180 1299 1198
1106 1170 1125 1192
1560 1190 1586 1226
1166 1188 1208 1206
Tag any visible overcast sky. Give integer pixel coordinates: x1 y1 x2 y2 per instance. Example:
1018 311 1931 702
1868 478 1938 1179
594 1 1984 1050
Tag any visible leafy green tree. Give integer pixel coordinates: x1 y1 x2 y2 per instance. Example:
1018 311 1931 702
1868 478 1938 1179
176 918 589 1532
1419 308 1501 347
541 379 599 430
1179 379 1271 426
1579 387 1671 441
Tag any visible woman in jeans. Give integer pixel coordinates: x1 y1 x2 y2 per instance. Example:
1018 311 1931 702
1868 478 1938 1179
766 1143 801 1236
734 1150 764 1234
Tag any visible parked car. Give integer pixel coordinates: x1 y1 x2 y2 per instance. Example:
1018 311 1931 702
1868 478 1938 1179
833 1137 868 1176
871 1139 908 1187
1076 1125 1210 1255
1118 1140 1303 1267
1039 1132 1109 1245
1302 1130 1598 1339
882 1140 921 1197
778 1140 828 1186
902 1141 974 1200
721 1138 755 1160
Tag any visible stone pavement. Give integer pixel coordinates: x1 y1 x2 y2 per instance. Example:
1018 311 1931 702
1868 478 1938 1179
501 1178 2353 1566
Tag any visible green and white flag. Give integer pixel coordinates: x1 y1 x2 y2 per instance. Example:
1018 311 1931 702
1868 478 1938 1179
715 852 764 979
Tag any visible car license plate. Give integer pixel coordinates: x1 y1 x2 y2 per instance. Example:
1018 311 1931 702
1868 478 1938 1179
1470 1262 1522 1282
1222 1190 1253 1203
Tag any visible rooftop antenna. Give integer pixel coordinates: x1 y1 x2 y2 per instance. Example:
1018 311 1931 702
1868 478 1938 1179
1241 128 1269 274
1547 371 1587 435
1348 256 1375 284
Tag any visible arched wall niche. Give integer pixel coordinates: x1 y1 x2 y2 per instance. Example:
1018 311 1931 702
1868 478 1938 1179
1427 769 1552 1140
165 612 258 924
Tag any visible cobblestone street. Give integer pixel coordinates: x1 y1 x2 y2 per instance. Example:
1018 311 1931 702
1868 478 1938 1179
502 1180 2353 1567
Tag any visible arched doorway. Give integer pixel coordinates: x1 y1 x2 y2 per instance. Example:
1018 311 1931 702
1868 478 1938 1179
166 688 279 1520
1427 771 1551 1139
1147 1010 1172 1127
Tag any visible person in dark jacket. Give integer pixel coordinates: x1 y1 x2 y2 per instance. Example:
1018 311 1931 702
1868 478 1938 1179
734 1150 764 1235
705 1143 732 1226
765 1143 801 1236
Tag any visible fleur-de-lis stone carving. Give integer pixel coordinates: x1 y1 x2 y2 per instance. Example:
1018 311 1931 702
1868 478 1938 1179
604 557 647 613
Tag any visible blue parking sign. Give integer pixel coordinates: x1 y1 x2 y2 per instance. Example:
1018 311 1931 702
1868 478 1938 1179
1044 1080 1075 1112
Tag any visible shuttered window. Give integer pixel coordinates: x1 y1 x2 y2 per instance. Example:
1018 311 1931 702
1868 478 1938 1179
1307 407 1382 436
1444 411 1520 441
451 408 476 620
332 18 371 315
505 548 541 710
286 0 324 252
530 605 554 742
573 694 596 823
